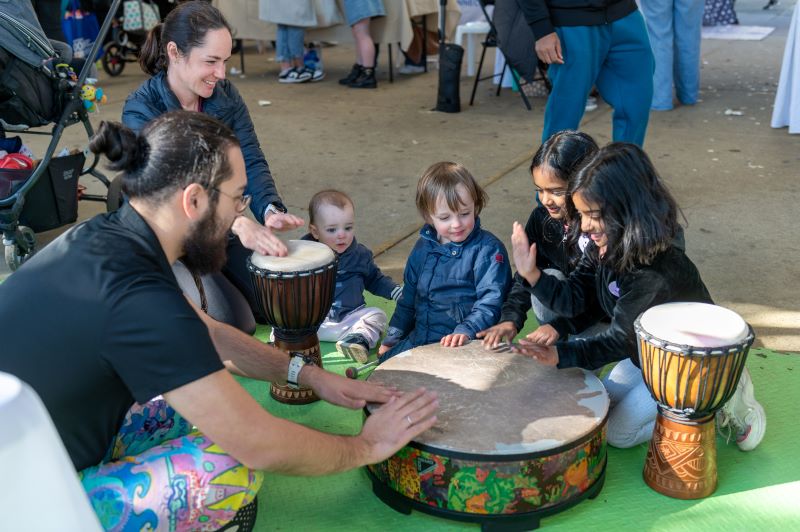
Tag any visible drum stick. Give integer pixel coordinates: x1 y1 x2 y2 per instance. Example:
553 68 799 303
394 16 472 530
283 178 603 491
346 360 379 379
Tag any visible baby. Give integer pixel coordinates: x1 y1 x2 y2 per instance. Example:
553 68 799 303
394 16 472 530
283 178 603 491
304 190 401 363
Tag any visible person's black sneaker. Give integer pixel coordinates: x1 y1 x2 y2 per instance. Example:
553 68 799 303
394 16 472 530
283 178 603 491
337 333 371 363
338 63 362 85
348 67 377 89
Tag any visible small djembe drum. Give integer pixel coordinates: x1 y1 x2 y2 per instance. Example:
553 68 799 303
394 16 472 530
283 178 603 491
366 342 609 529
248 240 337 404
635 302 754 499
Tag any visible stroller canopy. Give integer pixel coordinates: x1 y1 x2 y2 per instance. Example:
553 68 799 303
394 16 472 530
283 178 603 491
0 0 55 67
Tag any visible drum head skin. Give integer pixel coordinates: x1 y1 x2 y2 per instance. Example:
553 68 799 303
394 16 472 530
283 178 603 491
639 302 749 349
368 342 609 456
250 240 335 272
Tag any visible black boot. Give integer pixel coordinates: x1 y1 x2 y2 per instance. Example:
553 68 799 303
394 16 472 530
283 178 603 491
348 66 377 89
338 63 362 85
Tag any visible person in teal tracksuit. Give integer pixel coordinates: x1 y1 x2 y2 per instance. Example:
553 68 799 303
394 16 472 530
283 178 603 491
518 0 655 147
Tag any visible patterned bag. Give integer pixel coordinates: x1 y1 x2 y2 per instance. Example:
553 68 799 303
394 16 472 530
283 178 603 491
123 0 161 32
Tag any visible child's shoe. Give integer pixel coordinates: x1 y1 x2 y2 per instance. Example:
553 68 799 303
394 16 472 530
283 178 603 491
337 333 370 364
716 367 766 451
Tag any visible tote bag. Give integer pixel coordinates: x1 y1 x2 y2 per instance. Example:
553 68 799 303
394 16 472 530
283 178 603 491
123 0 161 32
61 0 100 60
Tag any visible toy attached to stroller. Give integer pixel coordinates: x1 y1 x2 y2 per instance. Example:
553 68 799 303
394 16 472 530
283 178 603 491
0 0 122 271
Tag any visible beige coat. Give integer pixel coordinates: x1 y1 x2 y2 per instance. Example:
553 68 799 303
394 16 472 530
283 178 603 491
258 0 344 28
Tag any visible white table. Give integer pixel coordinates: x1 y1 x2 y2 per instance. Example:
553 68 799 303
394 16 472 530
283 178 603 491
771 0 800 133
0 372 102 531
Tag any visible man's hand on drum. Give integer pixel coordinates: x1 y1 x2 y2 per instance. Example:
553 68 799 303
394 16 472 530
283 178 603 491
299 364 398 409
232 216 289 256
511 222 541 286
360 388 439 464
440 333 470 347
525 324 560 345
264 211 305 232
477 321 518 349
513 340 559 366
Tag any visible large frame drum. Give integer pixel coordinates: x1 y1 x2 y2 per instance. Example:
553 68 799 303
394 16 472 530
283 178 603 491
248 240 337 404
635 302 754 499
366 343 609 530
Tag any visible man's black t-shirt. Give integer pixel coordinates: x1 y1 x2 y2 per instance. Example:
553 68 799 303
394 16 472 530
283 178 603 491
0 204 224 471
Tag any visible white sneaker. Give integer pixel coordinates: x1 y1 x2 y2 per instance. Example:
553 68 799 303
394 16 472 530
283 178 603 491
585 96 598 112
279 67 312 84
716 367 766 451
310 68 325 82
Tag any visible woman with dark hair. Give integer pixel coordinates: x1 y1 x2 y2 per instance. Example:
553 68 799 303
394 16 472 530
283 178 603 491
122 0 304 332
510 143 765 451
478 130 600 348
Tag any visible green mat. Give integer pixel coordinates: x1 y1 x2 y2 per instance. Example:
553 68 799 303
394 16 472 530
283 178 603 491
240 295 800 531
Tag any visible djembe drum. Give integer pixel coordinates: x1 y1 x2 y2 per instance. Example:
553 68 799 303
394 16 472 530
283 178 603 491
366 342 609 529
635 302 754 499
248 240 337 404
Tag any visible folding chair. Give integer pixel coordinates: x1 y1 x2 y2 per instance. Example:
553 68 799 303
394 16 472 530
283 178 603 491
469 0 550 110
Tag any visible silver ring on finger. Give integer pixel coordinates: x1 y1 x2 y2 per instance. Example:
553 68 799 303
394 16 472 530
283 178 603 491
406 415 413 426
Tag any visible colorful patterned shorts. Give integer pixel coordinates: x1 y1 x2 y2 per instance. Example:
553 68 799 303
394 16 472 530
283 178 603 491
79 398 263 531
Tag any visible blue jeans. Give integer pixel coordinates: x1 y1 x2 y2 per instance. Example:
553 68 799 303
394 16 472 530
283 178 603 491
542 11 655 147
601 358 658 448
640 0 704 110
276 24 306 62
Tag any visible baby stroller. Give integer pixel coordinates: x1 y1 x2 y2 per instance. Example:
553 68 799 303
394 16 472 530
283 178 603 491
0 0 121 271
101 13 146 77
102 0 170 76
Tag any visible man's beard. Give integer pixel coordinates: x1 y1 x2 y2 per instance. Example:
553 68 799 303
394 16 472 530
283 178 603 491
181 209 229 275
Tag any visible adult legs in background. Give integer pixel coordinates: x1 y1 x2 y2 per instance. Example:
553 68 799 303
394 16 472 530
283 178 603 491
80 398 263 530
276 24 311 83
351 18 376 68
641 0 677 110
349 18 379 88
673 0 704 105
601 358 658 448
595 11 655 145
541 26 599 142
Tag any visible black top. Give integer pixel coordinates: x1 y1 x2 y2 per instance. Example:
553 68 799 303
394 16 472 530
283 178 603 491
500 206 600 335
525 244 713 370
517 0 639 40
0 204 224 470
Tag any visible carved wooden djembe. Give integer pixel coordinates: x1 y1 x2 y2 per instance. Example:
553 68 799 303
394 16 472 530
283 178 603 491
248 240 336 404
635 303 754 499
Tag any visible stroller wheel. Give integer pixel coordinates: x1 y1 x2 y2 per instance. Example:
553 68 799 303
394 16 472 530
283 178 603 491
4 226 36 271
102 43 126 77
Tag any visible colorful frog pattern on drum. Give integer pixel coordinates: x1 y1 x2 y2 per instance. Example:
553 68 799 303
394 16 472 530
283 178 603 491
368 425 606 515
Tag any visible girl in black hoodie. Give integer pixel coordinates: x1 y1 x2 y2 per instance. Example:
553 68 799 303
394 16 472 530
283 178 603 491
511 143 765 451
478 130 599 348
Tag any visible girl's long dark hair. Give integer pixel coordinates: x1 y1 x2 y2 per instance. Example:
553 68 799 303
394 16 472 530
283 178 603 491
531 130 598 264
566 143 683 273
